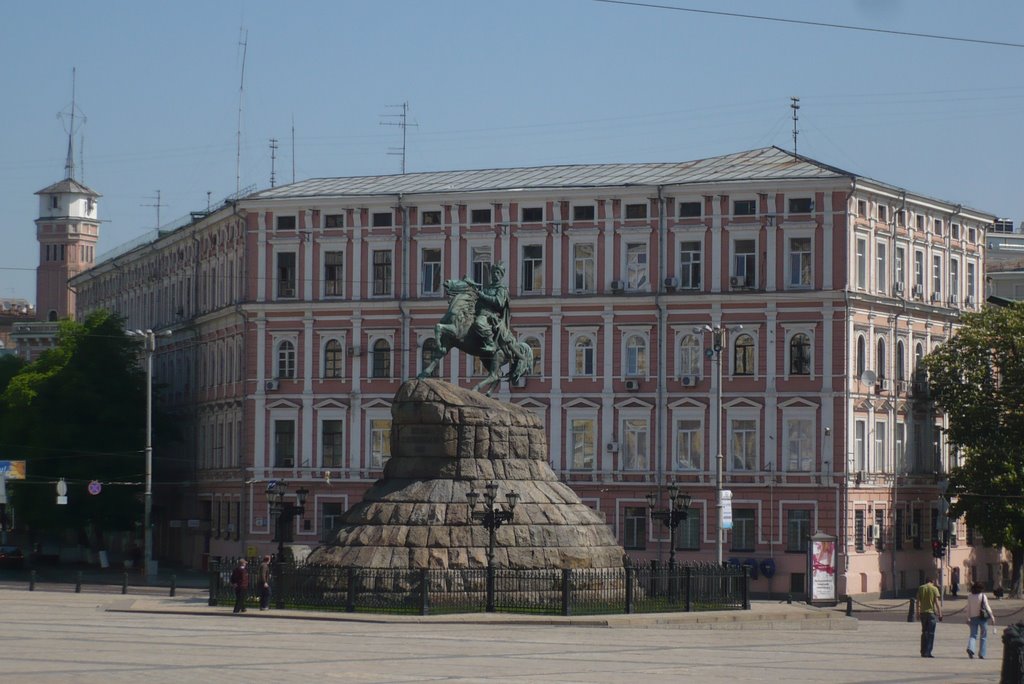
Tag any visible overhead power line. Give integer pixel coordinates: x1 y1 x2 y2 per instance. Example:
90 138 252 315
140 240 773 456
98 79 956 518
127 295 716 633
591 0 1024 49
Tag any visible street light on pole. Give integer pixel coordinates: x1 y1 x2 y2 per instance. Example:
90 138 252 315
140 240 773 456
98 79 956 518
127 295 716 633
466 481 519 612
646 483 692 569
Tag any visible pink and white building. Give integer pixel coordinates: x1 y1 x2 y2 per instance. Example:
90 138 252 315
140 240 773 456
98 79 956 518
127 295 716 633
70 146 1007 597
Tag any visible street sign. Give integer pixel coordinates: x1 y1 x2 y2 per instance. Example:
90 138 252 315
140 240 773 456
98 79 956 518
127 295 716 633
87 480 102 496
0 461 26 480
720 489 734 529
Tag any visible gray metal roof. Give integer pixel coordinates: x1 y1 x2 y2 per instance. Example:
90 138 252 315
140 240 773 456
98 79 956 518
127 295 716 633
36 177 101 197
250 146 850 200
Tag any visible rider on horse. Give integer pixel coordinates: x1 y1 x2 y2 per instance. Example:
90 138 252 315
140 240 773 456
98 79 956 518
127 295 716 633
470 262 510 355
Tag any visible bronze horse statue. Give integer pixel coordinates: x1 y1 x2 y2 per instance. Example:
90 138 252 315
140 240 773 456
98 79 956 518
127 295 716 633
418 278 533 395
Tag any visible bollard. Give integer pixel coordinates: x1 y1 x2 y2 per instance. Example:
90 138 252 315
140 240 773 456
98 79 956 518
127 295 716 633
907 598 916 623
787 593 792 605
1001 622 1024 684
122 570 128 595
75 571 82 593
29 569 36 591
169 574 176 597
845 596 853 617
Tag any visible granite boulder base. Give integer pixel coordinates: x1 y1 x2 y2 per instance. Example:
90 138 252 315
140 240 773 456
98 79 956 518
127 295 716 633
308 378 626 570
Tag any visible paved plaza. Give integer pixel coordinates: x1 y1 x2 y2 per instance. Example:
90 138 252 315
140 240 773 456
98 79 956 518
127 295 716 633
0 587 1009 683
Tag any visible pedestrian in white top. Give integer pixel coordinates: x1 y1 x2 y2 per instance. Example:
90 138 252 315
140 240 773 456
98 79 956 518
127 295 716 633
966 581 995 659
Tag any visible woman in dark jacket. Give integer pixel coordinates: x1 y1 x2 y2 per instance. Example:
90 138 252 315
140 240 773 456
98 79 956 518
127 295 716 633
229 559 249 614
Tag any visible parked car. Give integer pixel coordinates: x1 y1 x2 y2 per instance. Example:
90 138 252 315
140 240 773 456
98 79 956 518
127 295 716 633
0 545 24 569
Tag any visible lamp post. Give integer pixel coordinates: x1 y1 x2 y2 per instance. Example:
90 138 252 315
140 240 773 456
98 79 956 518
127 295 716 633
466 481 519 612
266 480 308 561
128 328 170 578
647 484 692 569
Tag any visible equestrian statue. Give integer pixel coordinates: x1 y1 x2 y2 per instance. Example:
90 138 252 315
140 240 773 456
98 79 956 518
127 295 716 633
418 261 533 395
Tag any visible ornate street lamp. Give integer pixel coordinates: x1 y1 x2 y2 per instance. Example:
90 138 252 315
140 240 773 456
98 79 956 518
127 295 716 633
647 483 692 569
466 481 519 612
266 481 308 561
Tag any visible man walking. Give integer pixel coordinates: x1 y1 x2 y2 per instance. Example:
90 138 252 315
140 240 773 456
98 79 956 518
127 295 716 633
916 575 942 657
257 555 272 611
229 558 249 614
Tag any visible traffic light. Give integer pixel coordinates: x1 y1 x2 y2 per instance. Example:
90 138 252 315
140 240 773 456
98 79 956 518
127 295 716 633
931 540 944 558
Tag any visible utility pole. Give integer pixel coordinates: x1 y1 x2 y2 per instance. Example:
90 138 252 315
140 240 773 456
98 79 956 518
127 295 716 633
380 101 417 174
791 96 800 155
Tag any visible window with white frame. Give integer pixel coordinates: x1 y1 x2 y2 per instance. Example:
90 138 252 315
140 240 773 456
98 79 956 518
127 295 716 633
876 241 887 292
876 338 887 381
626 242 648 290
622 417 649 471
733 333 755 376
856 335 866 376
784 416 813 471
875 419 888 472
679 200 702 218
321 419 344 468
420 210 441 226
573 242 595 293
421 247 442 296
674 418 703 470
932 254 942 298
732 239 756 287
729 417 757 471
324 339 343 378
731 509 756 551
679 240 702 289
896 339 906 382
573 335 595 377
733 199 756 216
369 418 391 468
855 238 867 289
967 262 976 301
789 236 812 287
895 245 905 292
573 204 595 221
623 506 646 550
371 339 390 378
786 509 811 552
950 258 960 302
569 417 596 470
471 246 492 284
373 249 392 296
876 205 888 223
277 340 296 379
470 208 491 224
789 333 811 375
625 203 647 219
679 334 701 377
895 421 906 472
855 419 867 471
324 213 344 229
324 250 344 296
676 509 700 550
277 252 297 298
522 244 544 293
624 334 647 376
274 419 296 467
914 250 924 290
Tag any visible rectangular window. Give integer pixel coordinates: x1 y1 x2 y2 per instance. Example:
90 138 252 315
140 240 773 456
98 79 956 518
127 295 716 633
421 248 442 296
733 199 756 216
372 250 392 296
785 418 813 472
421 210 441 226
914 251 925 288
573 204 595 221
471 246 492 284
855 420 866 471
968 226 976 242
623 506 646 550
573 243 595 293
470 208 491 224
786 509 811 552
730 418 757 471
877 205 888 223
570 418 595 470
935 219 944 236
277 252 297 298
932 255 942 297
624 203 647 219
51 195 59 209
626 242 648 289
789 237 812 287
321 502 344 541
679 201 702 218
370 419 391 468
895 246 905 291
894 509 904 551
788 197 813 214
967 262 976 300
856 238 867 289
321 420 344 468
912 509 922 549
324 251 344 297
875 420 888 472
916 214 925 231
733 239 756 287
521 206 543 222
950 259 960 301
876 242 887 292
274 419 295 467
855 510 865 552
675 419 703 470
372 211 392 227
622 418 648 471
522 245 544 293
679 240 702 289
324 214 344 228
895 422 906 472
732 509 756 551
875 509 886 550
676 510 700 550
276 215 296 230
857 199 867 216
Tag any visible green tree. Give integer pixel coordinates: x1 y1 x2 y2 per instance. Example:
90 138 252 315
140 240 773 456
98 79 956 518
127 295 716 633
923 302 1024 596
0 311 159 545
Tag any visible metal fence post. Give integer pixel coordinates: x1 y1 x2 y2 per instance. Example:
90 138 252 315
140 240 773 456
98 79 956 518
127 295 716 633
649 559 658 598
345 566 356 613
561 568 572 617
907 597 915 622
208 561 219 607
169 574 176 597
741 565 750 610
684 565 692 612
29 569 36 591
419 568 430 616
846 596 853 617
121 571 128 595
75 571 82 593
625 565 634 614
275 561 286 610
485 564 496 613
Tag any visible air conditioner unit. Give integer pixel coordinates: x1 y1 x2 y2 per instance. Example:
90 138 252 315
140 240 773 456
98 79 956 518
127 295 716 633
866 524 876 541
264 379 279 391
347 346 361 357
908 523 919 539
606 442 620 452
931 292 942 303
874 378 888 394
664 276 678 290
680 375 696 387
624 379 640 391
894 282 905 295
949 295 958 305
912 285 923 299
729 275 745 288
965 295 975 306
610 280 625 293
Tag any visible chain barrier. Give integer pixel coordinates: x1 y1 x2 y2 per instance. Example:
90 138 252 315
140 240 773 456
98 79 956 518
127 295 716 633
849 597 911 612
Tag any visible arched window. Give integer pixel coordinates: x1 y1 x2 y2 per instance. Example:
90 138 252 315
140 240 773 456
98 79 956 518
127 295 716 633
574 335 594 377
277 340 296 379
372 339 391 378
896 340 906 381
789 333 811 375
914 342 924 369
625 335 647 376
856 335 866 377
421 338 440 377
734 334 755 375
324 339 343 378
679 334 701 377
525 336 542 376
876 338 887 379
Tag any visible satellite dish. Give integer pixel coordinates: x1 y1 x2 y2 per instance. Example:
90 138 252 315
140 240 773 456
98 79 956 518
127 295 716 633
860 370 877 386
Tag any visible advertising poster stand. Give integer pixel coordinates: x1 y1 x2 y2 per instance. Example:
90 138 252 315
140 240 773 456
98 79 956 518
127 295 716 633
807 530 838 606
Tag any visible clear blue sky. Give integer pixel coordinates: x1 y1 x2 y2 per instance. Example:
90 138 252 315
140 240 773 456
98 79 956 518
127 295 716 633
2 0 1022 302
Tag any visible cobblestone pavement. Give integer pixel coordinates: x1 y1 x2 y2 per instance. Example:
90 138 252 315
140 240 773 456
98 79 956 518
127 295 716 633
1 588 1007 683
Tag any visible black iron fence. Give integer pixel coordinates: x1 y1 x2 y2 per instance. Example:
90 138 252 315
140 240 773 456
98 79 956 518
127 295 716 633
210 558 749 616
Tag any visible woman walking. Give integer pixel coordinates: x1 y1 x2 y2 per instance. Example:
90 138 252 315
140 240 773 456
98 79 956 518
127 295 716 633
966 581 995 659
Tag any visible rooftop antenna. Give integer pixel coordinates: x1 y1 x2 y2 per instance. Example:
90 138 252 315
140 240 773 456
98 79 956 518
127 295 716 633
79 134 85 183
291 114 296 184
790 96 800 155
207 191 212 212
141 190 165 229
269 138 278 187
235 27 248 197
58 67 86 180
381 101 417 174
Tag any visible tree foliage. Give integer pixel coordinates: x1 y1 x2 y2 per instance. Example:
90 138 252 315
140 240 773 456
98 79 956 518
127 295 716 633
923 302 1024 594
